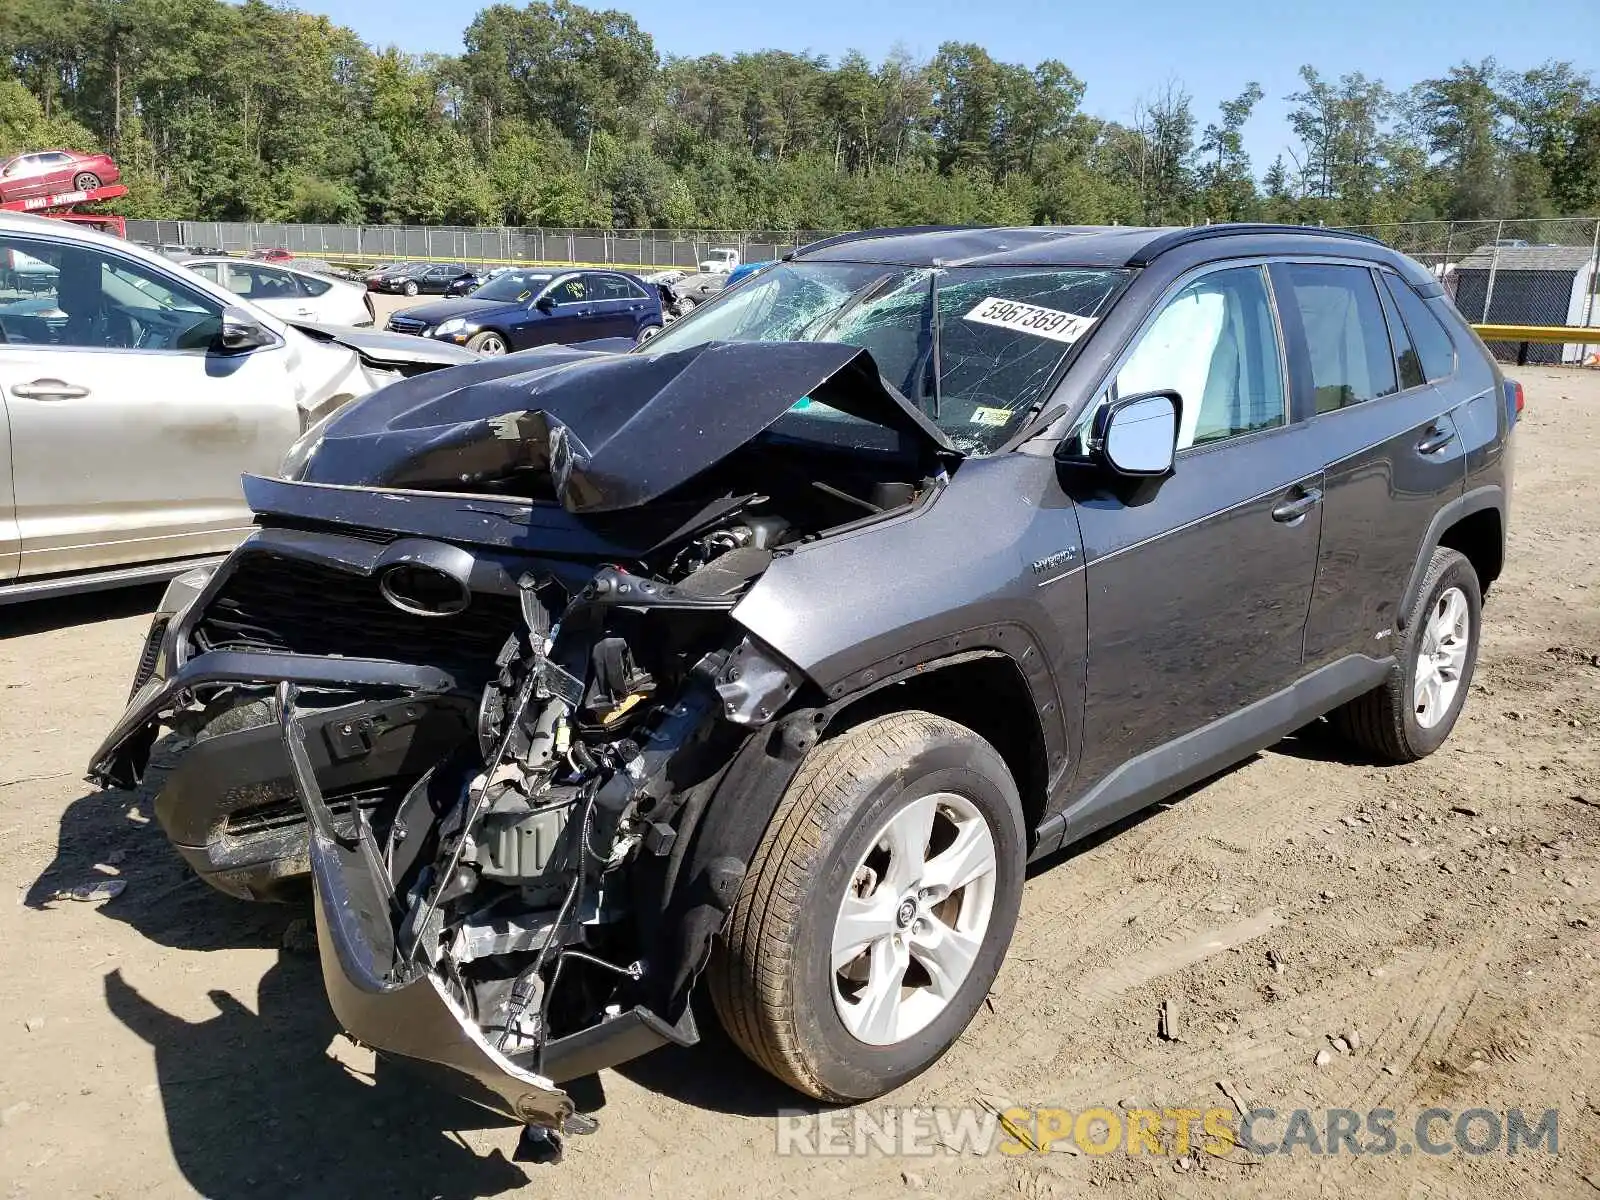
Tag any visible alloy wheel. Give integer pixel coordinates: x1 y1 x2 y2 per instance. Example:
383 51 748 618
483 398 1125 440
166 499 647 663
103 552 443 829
831 791 998 1046
1414 585 1470 728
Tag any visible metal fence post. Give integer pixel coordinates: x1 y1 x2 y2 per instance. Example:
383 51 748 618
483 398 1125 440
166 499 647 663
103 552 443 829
1582 218 1600 366
1481 220 1504 324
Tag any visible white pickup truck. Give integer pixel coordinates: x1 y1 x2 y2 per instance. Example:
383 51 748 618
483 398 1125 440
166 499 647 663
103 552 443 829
698 247 740 274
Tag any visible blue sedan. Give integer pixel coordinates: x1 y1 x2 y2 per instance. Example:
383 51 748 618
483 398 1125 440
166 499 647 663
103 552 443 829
385 267 663 354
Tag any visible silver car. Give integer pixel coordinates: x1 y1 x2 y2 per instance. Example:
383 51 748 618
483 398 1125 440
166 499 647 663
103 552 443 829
0 212 471 602
182 256 375 327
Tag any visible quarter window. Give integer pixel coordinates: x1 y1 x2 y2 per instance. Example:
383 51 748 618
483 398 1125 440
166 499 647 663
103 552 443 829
1280 263 1398 411
1114 265 1287 450
1376 271 1425 390
1383 274 1457 382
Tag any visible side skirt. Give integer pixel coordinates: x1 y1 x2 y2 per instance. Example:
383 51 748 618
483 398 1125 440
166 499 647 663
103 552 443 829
1030 654 1393 861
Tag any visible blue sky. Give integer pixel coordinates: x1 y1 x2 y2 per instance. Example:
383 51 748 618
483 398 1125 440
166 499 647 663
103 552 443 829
310 0 1599 170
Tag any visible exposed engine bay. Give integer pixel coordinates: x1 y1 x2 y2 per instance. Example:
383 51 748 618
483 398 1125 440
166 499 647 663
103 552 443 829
89 338 961 1146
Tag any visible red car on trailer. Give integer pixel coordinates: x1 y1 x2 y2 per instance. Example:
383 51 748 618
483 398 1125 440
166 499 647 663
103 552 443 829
0 150 121 204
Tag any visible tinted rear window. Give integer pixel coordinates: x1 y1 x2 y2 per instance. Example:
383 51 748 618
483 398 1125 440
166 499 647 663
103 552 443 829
1383 274 1457 382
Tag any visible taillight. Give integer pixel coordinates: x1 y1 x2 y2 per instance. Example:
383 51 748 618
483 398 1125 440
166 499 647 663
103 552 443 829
1503 378 1525 427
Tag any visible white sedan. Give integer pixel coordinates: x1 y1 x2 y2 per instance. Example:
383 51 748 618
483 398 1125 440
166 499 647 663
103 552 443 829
0 212 471 602
182 256 374 327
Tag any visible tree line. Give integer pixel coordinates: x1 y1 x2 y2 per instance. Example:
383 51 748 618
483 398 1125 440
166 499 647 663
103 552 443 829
2 0 1598 231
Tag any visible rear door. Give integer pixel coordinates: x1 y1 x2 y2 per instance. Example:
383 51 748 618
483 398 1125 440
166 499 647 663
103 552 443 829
1274 262 1468 668
1067 262 1326 833
0 230 301 577
586 273 646 339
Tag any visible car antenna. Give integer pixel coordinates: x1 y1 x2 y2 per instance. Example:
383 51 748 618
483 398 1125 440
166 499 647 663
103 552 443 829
928 260 944 421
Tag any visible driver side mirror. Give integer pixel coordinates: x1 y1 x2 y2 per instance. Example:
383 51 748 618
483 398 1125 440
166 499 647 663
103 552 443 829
1092 390 1181 477
535 294 555 313
216 306 275 353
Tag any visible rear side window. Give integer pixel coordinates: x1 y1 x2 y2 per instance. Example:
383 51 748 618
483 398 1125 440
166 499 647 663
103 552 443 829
591 274 634 301
1375 272 1425 390
297 274 332 297
1281 263 1398 411
1383 274 1456 382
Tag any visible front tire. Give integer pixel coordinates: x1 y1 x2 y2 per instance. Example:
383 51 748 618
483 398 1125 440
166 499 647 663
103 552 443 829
403 280 419 296
708 711 1025 1102
1331 547 1482 762
467 330 507 355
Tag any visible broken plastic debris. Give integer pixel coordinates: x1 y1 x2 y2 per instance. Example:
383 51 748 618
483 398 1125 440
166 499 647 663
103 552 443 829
53 879 127 903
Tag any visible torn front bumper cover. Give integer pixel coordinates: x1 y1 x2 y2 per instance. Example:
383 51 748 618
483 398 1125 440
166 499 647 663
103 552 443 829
277 682 698 1129
278 683 574 1129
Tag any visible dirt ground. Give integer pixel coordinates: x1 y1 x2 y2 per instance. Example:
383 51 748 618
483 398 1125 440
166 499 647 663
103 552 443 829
2 366 1597 1200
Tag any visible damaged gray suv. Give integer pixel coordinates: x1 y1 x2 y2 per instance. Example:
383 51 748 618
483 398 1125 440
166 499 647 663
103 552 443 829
91 224 1515 1149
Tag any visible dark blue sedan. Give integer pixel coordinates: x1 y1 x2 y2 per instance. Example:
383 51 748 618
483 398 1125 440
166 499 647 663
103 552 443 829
385 268 663 354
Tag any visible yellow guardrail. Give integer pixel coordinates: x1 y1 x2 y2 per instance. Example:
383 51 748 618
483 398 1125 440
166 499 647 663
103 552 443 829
1472 324 1600 344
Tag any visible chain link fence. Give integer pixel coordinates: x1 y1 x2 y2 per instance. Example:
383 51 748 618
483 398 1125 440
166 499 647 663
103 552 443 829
120 220 836 272
1341 217 1600 365
120 215 1600 364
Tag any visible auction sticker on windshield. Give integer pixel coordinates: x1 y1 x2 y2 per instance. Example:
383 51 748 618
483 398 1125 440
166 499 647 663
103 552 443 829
963 297 1096 344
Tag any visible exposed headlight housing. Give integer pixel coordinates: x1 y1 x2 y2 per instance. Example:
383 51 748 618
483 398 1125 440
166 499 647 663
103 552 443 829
434 317 469 336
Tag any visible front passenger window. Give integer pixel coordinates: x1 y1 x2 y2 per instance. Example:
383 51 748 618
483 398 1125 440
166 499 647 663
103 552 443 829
1114 266 1286 451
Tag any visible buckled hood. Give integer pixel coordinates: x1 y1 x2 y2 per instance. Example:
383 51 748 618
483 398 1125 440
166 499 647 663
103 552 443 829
291 340 959 514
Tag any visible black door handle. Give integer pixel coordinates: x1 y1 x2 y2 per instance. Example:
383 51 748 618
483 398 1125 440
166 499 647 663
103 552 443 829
1272 487 1323 523
1416 426 1454 455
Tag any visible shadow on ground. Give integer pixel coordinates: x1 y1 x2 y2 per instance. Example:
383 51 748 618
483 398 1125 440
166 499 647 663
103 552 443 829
106 961 529 1200
612 991 830 1120
31 788 535 1196
0 582 162 639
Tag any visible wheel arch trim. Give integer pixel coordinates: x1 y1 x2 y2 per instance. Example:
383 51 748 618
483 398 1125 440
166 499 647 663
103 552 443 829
1398 484 1504 630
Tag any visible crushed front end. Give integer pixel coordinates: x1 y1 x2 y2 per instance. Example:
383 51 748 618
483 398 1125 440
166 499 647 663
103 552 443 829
88 340 955 1136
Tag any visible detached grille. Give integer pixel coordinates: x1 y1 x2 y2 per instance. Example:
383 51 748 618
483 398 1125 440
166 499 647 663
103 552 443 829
194 554 519 685
224 780 404 838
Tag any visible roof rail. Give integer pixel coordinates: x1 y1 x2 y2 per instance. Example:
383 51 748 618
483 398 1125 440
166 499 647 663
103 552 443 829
788 225 977 260
1126 223 1383 267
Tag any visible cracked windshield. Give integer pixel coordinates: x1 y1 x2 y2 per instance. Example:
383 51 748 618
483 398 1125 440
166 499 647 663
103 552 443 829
642 262 1129 453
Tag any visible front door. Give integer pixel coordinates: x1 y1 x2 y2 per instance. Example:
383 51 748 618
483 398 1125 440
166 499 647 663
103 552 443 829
522 274 598 348
1063 263 1325 834
0 231 300 577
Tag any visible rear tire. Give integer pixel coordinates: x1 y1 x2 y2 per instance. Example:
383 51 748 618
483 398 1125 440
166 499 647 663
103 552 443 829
467 330 507 355
73 171 100 191
1330 547 1481 762
707 711 1025 1102
637 323 661 344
